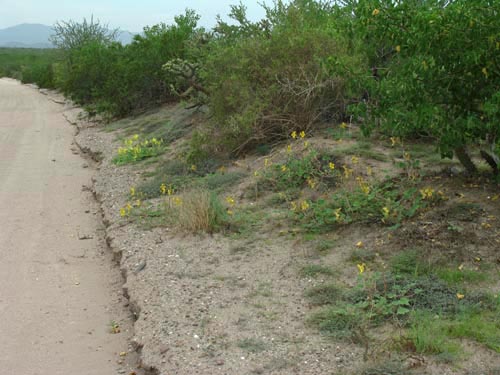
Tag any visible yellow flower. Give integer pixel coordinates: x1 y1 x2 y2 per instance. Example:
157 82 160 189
356 241 364 248
119 208 127 217
303 141 310 148
307 179 317 189
135 199 142 207
351 156 359 164
366 166 373 176
357 177 370 194
300 200 310 211
329 162 335 170
395 45 401 53
382 207 390 218
281 165 288 172
340 122 348 129
334 208 342 221
126 203 132 211
456 293 465 300
299 130 306 139
390 136 398 146
227 210 234 216
173 197 183 206
191 164 197 172
372 8 380 16
130 187 136 197
420 187 435 200
291 131 297 139
290 201 297 211
226 196 235 206
160 183 167 195
287 144 292 153
343 166 353 179
264 158 270 167
167 188 173 196
254 171 260 177
132 134 139 140
357 263 366 274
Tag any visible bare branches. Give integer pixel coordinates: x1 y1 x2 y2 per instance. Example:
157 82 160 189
50 16 118 52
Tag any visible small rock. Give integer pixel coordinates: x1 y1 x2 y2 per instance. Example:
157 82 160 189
159 345 169 354
215 359 225 366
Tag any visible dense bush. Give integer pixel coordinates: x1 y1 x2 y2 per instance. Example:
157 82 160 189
0 48 58 87
196 0 365 156
3 1 498 173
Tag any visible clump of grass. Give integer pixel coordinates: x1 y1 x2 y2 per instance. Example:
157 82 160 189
361 362 411 375
300 264 335 278
390 249 432 277
305 284 343 306
139 159 245 199
308 305 362 340
315 239 335 254
170 190 228 233
237 338 268 353
407 311 462 357
436 268 488 285
349 248 376 263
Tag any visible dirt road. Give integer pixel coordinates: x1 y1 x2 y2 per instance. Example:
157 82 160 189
0 78 135 374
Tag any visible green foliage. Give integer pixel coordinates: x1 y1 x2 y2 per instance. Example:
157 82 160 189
350 0 500 171
48 11 201 117
297 179 429 232
237 338 268 353
305 284 343 305
261 148 339 192
300 264 335 278
197 0 365 155
308 304 362 340
0 48 58 87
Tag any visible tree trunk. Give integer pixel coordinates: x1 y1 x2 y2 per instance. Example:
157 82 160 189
455 146 478 175
480 150 499 176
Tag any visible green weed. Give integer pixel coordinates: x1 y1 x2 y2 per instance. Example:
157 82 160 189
300 264 335 278
237 338 268 353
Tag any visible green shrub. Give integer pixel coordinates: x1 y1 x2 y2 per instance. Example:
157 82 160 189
196 1 365 155
351 0 500 173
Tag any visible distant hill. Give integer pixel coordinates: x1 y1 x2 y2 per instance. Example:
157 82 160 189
0 24 54 48
0 23 135 48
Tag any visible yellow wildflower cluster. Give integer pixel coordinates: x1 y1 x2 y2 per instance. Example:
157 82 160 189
160 183 174 196
290 200 310 212
420 187 435 200
343 165 353 179
356 177 371 195
115 135 164 164
119 200 141 217
357 263 366 274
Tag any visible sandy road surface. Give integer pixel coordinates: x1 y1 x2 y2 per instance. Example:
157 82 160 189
0 78 135 374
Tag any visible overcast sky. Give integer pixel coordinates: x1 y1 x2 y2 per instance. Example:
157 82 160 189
0 0 269 32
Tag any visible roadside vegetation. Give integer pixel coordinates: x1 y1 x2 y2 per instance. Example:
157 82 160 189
3 0 500 373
